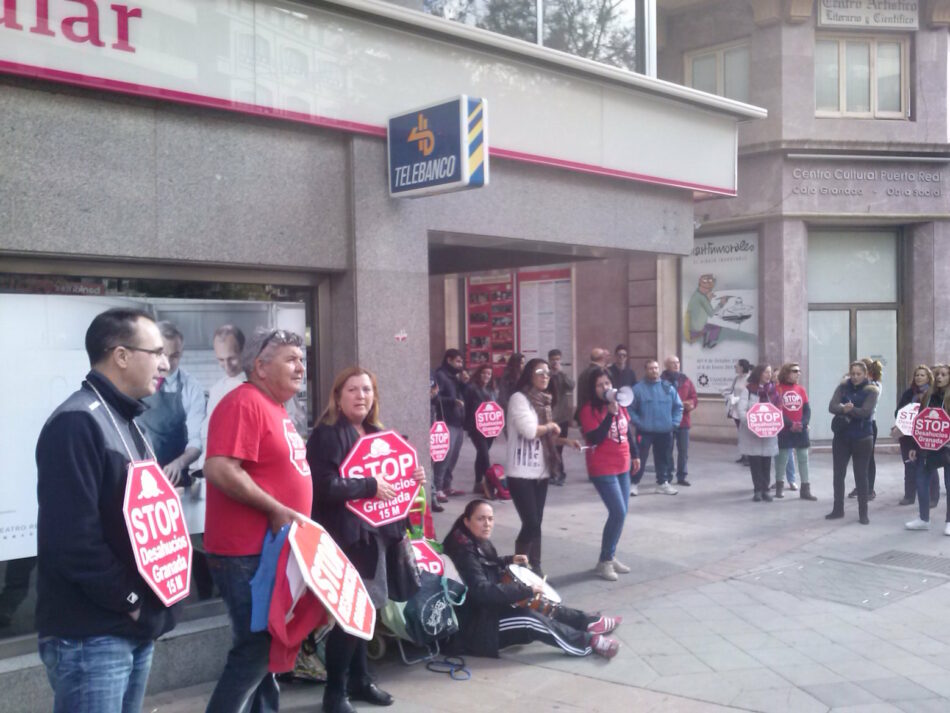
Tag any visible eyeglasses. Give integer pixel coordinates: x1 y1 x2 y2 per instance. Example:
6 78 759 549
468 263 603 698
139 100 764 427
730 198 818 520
114 345 165 357
534 369 551 377
790 369 801 373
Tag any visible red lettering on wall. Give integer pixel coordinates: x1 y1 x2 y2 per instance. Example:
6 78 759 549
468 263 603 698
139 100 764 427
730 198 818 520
110 3 140 52
30 0 55 36
62 0 106 46
1 0 24 31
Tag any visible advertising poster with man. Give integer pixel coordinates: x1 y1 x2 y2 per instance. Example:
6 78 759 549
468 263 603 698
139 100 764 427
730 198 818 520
681 233 759 395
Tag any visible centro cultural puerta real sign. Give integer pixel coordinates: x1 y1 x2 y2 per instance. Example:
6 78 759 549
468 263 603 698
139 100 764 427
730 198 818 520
388 96 488 198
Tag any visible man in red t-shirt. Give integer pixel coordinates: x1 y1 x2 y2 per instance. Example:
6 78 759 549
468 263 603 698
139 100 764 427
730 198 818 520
203 327 311 713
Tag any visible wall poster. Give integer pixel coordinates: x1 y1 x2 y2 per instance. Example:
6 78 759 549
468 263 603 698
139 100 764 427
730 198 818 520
465 273 515 378
681 234 759 395
517 268 573 372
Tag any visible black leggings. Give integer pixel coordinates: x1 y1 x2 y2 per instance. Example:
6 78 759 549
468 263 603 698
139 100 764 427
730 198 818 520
867 420 878 492
832 435 872 516
324 624 370 695
507 477 548 572
747 456 771 492
469 432 495 484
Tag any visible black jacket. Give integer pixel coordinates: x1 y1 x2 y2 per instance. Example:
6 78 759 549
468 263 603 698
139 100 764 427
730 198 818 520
608 364 637 389
306 420 407 576
464 384 496 434
434 361 465 427
35 370 178 640
442 519 533 657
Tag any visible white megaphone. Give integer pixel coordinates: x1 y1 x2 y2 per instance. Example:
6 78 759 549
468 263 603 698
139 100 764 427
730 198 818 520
605 386 634 408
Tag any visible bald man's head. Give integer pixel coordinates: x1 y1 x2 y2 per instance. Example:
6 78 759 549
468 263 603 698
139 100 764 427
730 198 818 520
590 348 609 366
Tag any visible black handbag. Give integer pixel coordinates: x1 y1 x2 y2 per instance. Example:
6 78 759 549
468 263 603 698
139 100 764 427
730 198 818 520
831 414 849 434
402 571 467 645
386 536 422 603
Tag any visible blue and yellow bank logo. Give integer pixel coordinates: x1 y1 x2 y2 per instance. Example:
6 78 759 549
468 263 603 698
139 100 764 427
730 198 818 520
388 95 489 198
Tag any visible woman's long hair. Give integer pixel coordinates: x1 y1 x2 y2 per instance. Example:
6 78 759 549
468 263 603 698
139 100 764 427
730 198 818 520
861 358 883 382
747 363 770 388
777 363 799 386
513 358 556 405
319 366 383 429
909 364 933 394
582 366 613 409
472 364 494 391
920 364 950 412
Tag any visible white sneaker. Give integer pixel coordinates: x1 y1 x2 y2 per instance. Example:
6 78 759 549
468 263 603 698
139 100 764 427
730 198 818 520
655 482 678 495
610 557 631 574
905 518 930 531
630 483 639 497
595 561 618 581
944 522 950 536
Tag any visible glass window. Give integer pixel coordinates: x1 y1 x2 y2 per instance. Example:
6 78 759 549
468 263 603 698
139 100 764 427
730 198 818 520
420 0 637 71
685 43 750 102
0 273 315 642
806 231 898 304
845 41 870 113
815 40 840 112
815 35 907 118
807 310 850 440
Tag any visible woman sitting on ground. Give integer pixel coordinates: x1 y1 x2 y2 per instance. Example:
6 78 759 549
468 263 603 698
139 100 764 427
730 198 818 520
442 499 622 660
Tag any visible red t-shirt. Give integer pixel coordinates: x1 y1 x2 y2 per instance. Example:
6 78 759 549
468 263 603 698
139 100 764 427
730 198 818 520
579 403 632 477
778 384 808 424
205 384 313 556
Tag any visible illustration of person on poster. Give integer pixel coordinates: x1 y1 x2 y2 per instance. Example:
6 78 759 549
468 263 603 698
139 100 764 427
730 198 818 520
681 234 759 395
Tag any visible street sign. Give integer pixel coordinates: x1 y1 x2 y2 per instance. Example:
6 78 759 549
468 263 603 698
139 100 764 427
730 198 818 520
388 95 488 198
429 421 450 462
288 518 375 640
122 460 192 607
746 402 784 438
913 407 950 451
895 403 920 437
341 431 422 528
410 540 445 576
475 401 505 438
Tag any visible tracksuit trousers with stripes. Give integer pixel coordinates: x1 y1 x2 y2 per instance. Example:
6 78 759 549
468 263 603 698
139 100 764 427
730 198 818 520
497 605 595 656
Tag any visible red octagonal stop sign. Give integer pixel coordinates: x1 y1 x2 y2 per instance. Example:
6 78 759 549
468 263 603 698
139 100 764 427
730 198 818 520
341 431 422 527
429 421 450 462
475 401 505 438
913 407 950 451
123 460 192 607
410 540 445 576
746 402 784 438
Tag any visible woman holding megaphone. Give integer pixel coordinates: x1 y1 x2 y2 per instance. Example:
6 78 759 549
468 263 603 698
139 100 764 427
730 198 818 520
577 368 640 581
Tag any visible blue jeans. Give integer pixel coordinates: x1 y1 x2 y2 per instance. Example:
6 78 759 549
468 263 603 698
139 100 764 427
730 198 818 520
590 471 631 562
915 458 938 522
632 432 671 485
433 424 464 491
664 427 690 481
39 635 154 713
206 554 278 713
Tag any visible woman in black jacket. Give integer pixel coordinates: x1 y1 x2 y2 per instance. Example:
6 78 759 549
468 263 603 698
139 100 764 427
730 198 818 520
464 364 499 498
826 361 879 524
891 365 933 507
306 366 424 713
442 499 622 659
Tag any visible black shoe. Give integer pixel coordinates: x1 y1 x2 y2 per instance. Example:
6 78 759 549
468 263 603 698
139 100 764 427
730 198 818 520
868 491 876 501
847 488 857 498
859 515 870 525
431 500 444 513
348 682 394 707
677 479 691 487
899 497 915 506
735 457 745 463
825 510 844 520
551 476 564 487
324 692 358 713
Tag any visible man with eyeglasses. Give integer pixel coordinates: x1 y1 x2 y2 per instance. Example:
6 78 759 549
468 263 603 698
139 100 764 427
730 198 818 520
137 321 206 487
203 327 312 713
35 308 176 713
608 345 637 391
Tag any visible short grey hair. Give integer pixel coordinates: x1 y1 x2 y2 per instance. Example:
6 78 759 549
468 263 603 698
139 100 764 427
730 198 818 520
157 321 184 343
242 326 304 375
213 324 245 351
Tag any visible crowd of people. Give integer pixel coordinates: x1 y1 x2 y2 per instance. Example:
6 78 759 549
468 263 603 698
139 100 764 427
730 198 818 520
32 305 950 713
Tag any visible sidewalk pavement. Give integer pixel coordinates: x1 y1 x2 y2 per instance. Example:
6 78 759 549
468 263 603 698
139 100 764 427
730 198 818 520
146 437 950 712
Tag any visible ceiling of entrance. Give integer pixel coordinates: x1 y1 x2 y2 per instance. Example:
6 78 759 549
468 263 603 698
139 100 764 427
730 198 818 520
428 231 641 275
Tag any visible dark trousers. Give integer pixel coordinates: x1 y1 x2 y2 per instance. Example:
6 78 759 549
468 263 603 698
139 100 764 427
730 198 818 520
665 427 690 481
914 457 938 522
507 477 549 572
324 624 370 697
831 435 872 518
497 605 594 656
632 431 672 485
554 421 570 477
901 439 917 503
867 420 878 493
747 456 771 493
469 432 495 484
